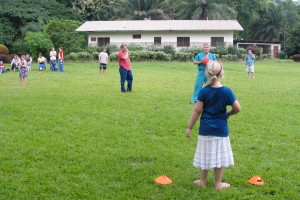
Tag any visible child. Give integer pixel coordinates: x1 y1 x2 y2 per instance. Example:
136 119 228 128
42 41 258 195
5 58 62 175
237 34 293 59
19 55 28 85
0 61 5 74
186 61 241 190
244 49 255 79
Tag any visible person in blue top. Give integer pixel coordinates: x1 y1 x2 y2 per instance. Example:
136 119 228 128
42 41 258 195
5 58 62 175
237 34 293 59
191 43 217 104
244 49 255 79
186 60 241 190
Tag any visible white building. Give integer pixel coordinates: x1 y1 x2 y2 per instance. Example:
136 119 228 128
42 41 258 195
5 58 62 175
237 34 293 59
76 20 244 49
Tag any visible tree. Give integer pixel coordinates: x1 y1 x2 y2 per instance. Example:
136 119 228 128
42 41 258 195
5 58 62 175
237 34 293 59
24 32 53 59
45 19 87 54
0 0 82 50
285 23 300 57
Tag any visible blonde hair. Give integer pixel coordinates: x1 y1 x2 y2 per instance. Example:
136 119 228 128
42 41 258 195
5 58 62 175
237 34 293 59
204 61 223 86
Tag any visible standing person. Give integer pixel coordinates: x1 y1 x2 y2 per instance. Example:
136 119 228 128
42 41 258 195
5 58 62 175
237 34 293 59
49 47 57 71
244 49 255 79
19 55 29 85
11 55 20 72
118 44 133 93
191 43 217 104
99 48 109 75
58 47 64 72
186 61 241 190
25 54 32 71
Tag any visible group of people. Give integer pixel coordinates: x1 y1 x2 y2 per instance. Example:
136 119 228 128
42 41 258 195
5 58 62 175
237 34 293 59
0 47 65 85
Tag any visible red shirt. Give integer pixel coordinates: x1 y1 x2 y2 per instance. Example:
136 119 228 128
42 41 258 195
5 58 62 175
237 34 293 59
59 50 64 61
118 51 131 70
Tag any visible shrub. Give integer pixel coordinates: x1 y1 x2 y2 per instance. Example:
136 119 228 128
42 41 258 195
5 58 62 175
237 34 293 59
0 44 9 54
173 52 193 61
77 52 93 61
145 44 164 52
179 46 201 57
0 54 15 63
162 45 175 55
215 43 228 58
65 53 79 61
227 46 238 55
126 43 143 51
109 52 118 62
278 51 287 59
291 54 300 62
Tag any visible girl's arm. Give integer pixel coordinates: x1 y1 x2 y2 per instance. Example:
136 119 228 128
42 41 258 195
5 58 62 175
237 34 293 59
186 101 203 138
227 100 241 118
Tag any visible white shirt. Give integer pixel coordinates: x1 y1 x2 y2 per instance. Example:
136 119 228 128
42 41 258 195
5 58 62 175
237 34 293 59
99 52 108 64
50 50 57 60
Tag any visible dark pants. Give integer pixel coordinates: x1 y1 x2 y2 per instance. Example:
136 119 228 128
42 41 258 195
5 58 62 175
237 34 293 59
119 67 133 92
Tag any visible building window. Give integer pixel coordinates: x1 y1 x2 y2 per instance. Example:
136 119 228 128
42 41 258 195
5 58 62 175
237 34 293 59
133 34 141 39
211 37 224 47
91 37 96 42
177 37 190 47
154 37 161 45
98 37 110 46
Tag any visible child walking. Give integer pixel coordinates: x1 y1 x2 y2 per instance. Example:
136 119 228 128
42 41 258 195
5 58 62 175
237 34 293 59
186 61 241 190
19 55 29 85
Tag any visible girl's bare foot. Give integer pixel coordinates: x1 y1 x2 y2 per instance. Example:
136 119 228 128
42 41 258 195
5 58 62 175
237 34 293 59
215 182 230 190
194 180 206 188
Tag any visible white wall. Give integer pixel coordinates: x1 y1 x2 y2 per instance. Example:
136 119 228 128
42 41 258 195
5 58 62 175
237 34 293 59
88 31 234 48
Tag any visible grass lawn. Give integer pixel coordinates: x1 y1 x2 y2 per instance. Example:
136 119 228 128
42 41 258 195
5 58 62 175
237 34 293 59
0 60 299 199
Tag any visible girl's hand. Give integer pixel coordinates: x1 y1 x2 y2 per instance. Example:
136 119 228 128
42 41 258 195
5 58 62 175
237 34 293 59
186 128 192 138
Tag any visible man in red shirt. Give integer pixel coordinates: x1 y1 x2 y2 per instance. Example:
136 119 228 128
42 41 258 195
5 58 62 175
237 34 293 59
118 44 133 92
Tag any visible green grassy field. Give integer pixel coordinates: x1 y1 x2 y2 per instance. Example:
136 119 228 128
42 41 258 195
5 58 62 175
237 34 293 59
0 60 299 199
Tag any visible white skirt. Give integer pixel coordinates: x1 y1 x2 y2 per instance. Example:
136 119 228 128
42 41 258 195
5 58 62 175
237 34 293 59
193 135 234 170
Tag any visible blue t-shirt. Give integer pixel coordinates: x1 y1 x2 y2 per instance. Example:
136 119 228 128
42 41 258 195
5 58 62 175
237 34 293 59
194 52 217 70
245 53 254 66
197 86 236 137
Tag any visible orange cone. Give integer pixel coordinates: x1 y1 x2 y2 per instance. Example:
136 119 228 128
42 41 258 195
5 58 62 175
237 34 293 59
247 176 264 185
155 176 172 185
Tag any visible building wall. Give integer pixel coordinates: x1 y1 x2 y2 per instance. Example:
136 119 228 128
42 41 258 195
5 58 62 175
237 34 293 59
88 31 234 49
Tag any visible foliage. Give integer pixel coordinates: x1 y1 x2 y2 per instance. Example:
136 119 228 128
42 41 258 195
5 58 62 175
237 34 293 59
0 0 82 49
0 54 15 63
285 23 300 57
126 43 144 51
173 52 193 61
215 43 228 58
9 40 30 56
162 45 176 55
278 51 287 59
0 44 9 54
65 53 79 61
24 32 53 59
291 54 300 62
45 19 87 54
145 45 164 52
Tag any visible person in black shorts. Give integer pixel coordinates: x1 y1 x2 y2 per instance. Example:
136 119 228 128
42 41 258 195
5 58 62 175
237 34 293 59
99 48 109 75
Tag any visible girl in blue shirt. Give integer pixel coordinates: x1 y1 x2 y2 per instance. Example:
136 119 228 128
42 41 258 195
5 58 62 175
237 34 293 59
186 61 241 190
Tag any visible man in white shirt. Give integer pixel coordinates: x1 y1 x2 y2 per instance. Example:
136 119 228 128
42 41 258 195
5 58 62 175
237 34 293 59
99 48 109 75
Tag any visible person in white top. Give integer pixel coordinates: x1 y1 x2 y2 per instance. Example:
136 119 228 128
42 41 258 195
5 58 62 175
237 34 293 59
99 48 109 75
49 47 57 71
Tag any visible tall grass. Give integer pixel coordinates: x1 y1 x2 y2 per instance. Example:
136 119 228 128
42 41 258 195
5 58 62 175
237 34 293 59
0 60 299 199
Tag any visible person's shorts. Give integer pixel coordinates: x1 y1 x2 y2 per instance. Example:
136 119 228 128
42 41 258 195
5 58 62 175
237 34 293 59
246 65 254 73
99 63 107 70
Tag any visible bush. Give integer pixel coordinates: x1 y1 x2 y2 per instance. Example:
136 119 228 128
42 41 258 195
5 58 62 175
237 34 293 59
126 43 143 51
77 52 93 61
173 52 193 61
179 46 201 57
227 46 238 55
278 51 287 59
109 52 118 62
65 53 79 61
215 43 228 58
292 54 300 62
0 54 15 63
0 44 9 54
145 44 164 52
162 45 175 55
